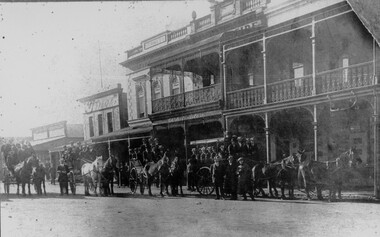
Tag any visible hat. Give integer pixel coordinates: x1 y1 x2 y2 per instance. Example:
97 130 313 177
237 157 244 162
231 135 238 141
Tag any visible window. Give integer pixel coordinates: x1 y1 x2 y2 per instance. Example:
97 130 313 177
171 75 180 95
136 86 145 118
153 81 161 100
293 63 304 87
89 117 94 137
98 114 103 136
342 56 349 83
107 112 113 133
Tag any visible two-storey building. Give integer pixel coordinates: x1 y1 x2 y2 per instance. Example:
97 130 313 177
121 0 380 196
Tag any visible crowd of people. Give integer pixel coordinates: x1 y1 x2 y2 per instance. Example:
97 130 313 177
1 135 266 201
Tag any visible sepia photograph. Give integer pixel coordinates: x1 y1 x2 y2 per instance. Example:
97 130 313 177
1 0 380 236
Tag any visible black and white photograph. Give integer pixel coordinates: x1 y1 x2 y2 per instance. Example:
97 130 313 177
1 0 380 236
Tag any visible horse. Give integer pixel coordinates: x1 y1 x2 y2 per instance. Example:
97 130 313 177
101 155 118 196
169 157 186 196
252 162 281 198
32 164 47 195
277 155 298 200
13 155 39 196
143 155 170 196
297 148 356 201
81 156 104 196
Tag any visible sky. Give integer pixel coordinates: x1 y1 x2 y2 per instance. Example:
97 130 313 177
0 1 211 138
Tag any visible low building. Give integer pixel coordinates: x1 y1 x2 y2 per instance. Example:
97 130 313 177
30 121 83 167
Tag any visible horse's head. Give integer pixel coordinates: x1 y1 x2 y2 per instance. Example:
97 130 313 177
93 156 104 172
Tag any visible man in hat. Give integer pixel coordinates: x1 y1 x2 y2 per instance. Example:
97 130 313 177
187 148 198 191
224 155 238 200
57 159 70 195
236 157 255 201
210 154 225 200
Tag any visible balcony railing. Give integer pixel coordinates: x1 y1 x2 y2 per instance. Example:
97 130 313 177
185 84 222 107
152 94 184 113
226 61 375 110
268 75 313 103
227 85 264 109
195 15 212 31
241 0 264 12
317 62 375 94
168 27 188 42
152 84 221 113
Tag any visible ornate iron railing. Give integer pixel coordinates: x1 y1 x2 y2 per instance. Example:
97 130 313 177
152 94 184 113
152 84 221 113
317 62 375 94
267 75 313 103
226 85 264 109
185 84 222 107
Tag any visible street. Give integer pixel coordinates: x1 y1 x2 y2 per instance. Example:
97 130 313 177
1 183 380 237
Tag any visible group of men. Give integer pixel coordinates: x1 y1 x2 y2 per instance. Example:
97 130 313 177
1 138 36 175
188 135 264 201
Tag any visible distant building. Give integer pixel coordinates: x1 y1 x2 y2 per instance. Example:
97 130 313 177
78 84 131 161
30 121 83 166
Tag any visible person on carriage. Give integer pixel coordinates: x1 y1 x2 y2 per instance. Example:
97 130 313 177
211 155 225 200
236 157 255 201
187 148 198 192
57 159 70 195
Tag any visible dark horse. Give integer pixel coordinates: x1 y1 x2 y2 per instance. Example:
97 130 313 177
143 155 170 196
13 155 39 196
32 163 47 195
169 157 186 196
277 155 299 200
101 155 118 196
298 148 357 201
252 162 281 198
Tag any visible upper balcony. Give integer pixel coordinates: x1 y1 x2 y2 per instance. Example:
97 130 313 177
227 62 377 110
152 83 222 114
126 0 267 59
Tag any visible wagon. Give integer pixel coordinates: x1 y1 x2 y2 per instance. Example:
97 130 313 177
129 159 145 194
190 137 225 196
195 164 214 196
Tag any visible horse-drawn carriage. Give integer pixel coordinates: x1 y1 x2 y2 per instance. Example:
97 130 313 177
128 158 146 194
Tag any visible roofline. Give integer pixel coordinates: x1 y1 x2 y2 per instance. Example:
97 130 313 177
31 121 67 131
77 85 123 103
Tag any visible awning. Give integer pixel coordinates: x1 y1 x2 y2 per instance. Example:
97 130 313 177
90 126 153 143
31 137 83 151
347 0 380 45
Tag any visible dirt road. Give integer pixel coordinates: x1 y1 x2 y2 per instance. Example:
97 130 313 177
1 183 380 237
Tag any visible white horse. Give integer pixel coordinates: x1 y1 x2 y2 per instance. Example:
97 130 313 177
81 156 104 196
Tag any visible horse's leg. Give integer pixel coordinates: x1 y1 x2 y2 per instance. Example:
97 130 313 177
43 180 46 195
16 182 20 195
148 176 153 196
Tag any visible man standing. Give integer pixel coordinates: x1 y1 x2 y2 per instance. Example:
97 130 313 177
57 159 70 195
210 155 225 200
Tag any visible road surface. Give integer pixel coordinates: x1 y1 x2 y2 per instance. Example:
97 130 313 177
1 183 380 237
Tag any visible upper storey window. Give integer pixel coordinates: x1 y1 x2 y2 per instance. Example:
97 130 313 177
171 75 180 95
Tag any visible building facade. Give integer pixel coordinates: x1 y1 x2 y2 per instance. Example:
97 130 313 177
121 0 380 195
78 84 128 141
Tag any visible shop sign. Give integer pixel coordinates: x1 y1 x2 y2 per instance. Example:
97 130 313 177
233 20 263 31
84 94 119 113
144 34 167 49
166 111 221 124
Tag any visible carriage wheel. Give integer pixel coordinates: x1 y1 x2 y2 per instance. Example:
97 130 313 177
139 173 145 195
129 168 138 194
196 167 214 196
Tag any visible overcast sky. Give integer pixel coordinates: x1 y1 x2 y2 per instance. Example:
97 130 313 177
0 1 211 138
